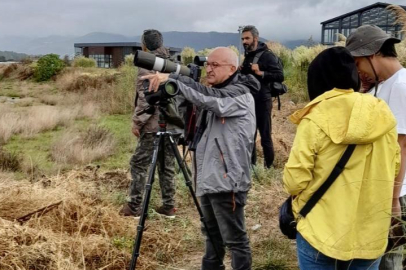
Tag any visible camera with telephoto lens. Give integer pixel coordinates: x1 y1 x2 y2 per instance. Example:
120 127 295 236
134 50 207 145
134 50 207 106
142 80 179 106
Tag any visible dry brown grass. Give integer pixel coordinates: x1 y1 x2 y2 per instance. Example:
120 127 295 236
0 105 77 143
0 63 34 81
272 98 300 169
51 125 116 165
0 169 206 270
56 69 116 93
55 67 135 115
387 5 406 34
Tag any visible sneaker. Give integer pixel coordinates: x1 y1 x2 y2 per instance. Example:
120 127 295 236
155 206 176 219
119 203 142 218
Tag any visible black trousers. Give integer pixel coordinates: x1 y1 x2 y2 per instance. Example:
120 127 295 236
200 192 252 270
252 99 274 168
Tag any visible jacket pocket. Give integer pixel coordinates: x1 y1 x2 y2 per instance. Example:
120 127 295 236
215 138 228 178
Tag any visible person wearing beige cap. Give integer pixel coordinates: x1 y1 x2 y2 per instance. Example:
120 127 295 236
347 25 406 270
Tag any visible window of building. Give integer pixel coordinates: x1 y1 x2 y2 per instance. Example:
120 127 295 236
326 21 339 28
350 14 359 28
323 28 339 44
75 47 83 57
361 7 389 26
89 54 113 68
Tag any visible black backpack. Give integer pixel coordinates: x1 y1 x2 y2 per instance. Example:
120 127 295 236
253 50 287 110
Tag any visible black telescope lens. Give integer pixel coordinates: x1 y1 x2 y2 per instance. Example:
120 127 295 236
194 56 208 66
163 81 179 96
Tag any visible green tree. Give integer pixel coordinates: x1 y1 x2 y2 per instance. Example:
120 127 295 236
34 54 65 82
181 47 196 65
0 56 6 62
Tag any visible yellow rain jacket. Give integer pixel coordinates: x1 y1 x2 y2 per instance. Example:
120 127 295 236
283 89 400 261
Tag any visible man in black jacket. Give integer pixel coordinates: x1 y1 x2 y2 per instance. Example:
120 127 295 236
240 25 284 168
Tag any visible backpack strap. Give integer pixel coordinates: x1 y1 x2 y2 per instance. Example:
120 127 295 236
299 144 356 218
252 51 265 64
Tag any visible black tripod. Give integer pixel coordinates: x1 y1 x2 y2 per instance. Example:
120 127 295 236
129 106 224 270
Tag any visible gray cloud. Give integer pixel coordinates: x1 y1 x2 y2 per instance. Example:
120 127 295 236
0 0 404 41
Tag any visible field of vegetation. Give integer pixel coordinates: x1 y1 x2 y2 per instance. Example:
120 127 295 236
1 30 406 269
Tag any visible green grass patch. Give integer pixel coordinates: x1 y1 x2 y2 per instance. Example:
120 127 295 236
1 113 135 176
3 126 67 174
96 114 136 170
252 236 297 270
0 81 21 97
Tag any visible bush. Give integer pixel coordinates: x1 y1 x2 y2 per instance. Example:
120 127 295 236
124 54 134 67
181 47 196 65
72 56 97 68
0 63 34 81
34 54 65 82
0 148 21 172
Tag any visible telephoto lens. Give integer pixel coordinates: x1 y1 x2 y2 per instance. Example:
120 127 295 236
134 50 191 76
193 56 208 66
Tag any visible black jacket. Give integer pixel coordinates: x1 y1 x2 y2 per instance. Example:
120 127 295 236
241 41 284 100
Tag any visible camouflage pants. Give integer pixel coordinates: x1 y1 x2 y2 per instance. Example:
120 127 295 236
128 132 178 208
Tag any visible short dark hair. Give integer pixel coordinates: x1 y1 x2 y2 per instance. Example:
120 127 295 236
377 40 398 58
242 25 259 38
142 29 163 51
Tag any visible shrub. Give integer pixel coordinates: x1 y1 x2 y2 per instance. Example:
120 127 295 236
0 63 34 81
396 41 406 67
266 41 292 68
0 148 21 172
181 47 196 65
72 56 97 68
34 54 65 82
63 55 71 67
124 54 134 67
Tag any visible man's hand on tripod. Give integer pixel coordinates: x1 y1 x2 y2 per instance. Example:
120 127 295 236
141 73 170 92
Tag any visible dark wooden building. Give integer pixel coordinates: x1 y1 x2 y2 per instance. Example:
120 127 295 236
321 2 406 45
74 42 181 68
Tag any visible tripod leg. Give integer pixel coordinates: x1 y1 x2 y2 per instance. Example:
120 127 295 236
167 134 225 268
129 133 163 270
176 146 192 176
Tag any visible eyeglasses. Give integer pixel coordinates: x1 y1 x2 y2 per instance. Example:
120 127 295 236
204 62 234 70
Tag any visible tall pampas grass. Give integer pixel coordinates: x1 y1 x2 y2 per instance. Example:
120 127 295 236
387 5 406 34
387 5 406 67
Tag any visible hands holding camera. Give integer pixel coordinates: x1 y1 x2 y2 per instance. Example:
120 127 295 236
141 73 170 92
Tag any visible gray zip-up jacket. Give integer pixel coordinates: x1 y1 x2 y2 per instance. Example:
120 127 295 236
169 73 260 196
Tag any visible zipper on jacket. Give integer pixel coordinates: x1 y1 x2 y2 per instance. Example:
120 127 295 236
215 138 228 178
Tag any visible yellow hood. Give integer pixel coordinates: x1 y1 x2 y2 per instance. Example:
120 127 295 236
290 89 397 144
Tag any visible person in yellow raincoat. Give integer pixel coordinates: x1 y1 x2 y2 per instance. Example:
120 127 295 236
283 47 400 270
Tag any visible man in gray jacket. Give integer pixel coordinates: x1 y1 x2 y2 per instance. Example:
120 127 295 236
142 47 259 270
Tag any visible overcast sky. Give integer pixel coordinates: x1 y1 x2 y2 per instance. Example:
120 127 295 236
1 0 405 41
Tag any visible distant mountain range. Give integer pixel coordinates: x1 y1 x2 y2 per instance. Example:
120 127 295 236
0 32 316 58
0 51 28 61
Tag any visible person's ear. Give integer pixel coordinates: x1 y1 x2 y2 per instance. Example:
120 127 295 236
230 65 237 74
